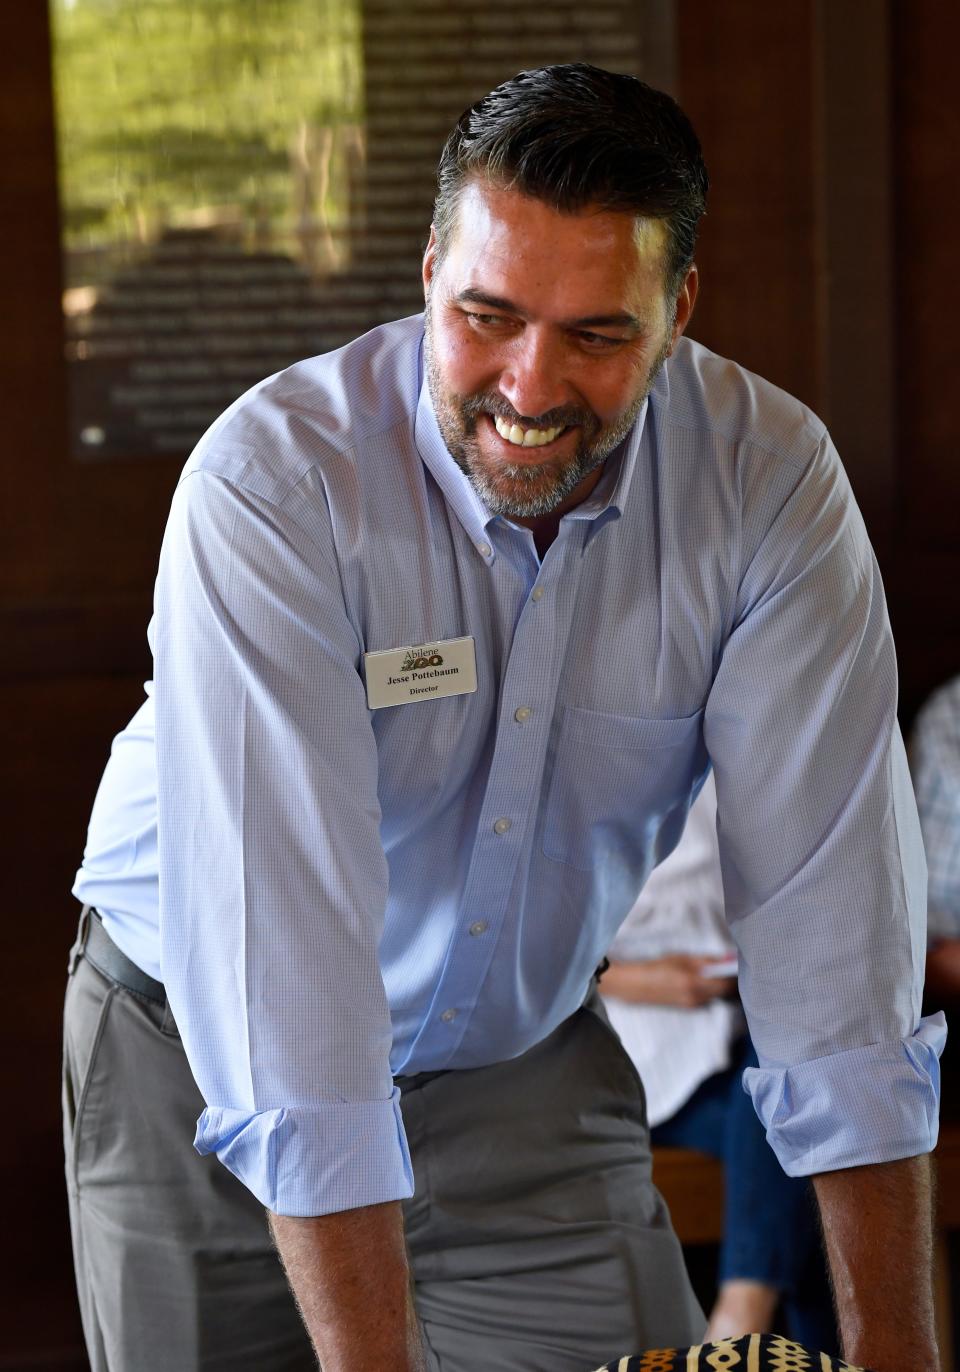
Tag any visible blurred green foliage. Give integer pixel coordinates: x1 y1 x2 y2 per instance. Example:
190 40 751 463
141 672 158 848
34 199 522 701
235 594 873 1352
51 0 363 255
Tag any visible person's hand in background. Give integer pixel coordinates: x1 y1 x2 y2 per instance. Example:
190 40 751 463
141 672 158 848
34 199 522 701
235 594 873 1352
602 954 737 1009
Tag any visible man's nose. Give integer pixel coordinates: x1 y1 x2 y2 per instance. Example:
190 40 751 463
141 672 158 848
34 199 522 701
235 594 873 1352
498 329 572 421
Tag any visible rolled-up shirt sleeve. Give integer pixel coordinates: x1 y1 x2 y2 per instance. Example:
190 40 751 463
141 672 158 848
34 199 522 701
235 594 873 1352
154 465 413 1217
705 432 945 1176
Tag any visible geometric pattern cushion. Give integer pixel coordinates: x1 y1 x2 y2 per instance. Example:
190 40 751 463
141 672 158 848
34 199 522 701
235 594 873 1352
593 1333 869 1371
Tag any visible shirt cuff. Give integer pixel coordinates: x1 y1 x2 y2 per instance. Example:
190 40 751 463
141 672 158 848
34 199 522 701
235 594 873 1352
194 1087 415 1216
742 1013 947 1177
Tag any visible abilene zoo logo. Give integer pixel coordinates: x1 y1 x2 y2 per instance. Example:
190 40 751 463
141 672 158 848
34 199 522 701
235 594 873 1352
401 647 444 671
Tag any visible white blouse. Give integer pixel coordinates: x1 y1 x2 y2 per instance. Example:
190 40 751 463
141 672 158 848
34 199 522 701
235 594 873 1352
602 773 745 1126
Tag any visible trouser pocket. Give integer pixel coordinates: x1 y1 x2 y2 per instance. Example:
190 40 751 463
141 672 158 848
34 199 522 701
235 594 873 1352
63 960 118 1185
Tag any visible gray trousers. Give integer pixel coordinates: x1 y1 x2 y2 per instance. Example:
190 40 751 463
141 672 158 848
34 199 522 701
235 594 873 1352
63 927 704 1371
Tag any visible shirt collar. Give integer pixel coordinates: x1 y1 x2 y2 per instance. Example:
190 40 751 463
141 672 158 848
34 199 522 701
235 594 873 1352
559 408 646 524
414 331 648 546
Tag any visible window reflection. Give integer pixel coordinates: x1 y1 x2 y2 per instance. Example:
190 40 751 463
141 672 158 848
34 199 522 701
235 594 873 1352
52 0 364 458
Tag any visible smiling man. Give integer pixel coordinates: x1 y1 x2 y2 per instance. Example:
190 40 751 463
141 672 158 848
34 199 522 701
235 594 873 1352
65 65 942 1372
423 187 688 531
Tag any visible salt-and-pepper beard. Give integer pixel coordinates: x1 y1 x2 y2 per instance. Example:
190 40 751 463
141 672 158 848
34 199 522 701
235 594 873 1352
423 299 670 520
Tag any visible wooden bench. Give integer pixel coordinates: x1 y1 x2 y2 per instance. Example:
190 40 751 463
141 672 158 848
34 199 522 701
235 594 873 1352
653 1126 960 1370
652 1145 725 1246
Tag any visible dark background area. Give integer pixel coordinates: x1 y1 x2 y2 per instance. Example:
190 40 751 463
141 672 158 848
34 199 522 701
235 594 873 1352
1 2 958 1365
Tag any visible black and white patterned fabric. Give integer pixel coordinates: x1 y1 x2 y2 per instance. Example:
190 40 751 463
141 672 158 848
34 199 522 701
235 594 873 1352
593 1332 869 1371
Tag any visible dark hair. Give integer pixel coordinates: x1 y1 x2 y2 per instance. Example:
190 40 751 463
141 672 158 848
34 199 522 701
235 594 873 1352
434 63 708 300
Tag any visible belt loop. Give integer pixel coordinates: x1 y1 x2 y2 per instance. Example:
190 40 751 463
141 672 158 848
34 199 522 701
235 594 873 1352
67 904 92 976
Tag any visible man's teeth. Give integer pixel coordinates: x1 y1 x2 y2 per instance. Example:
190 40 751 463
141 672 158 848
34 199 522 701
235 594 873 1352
493 415 564 447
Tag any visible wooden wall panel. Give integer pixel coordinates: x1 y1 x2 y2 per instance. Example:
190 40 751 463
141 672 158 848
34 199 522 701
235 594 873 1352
677 0 958 724
0 3 156 1360
894 1 960 554
675 2 820 411
890 0 960 717
811 0 897 556
0 678 143 1365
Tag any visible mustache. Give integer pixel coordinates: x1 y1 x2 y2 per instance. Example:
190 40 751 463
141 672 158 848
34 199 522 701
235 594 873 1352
459 393 594 431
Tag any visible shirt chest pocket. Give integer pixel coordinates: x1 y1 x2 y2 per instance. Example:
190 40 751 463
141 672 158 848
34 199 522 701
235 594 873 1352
542 705 706 871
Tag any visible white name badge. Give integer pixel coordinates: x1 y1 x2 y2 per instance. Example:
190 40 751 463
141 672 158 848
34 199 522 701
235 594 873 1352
364 636 477 710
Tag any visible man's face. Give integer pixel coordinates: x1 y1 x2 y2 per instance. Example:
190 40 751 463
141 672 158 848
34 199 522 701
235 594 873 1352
422 178 696 520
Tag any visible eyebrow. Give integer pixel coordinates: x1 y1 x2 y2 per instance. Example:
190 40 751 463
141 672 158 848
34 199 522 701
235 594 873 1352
454 288 642 332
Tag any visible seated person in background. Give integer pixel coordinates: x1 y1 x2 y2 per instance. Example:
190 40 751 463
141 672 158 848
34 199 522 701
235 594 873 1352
602 773 837 1349
911 674 960 1010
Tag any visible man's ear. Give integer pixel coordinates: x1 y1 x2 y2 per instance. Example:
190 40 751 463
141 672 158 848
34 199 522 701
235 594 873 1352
422 225 439 299
667 264 699 354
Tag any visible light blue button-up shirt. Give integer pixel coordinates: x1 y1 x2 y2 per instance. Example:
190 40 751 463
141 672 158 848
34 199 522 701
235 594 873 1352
75 315 944 1216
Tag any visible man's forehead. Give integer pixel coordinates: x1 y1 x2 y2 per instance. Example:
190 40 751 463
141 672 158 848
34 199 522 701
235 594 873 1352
437 180 671 317
444 178 669 275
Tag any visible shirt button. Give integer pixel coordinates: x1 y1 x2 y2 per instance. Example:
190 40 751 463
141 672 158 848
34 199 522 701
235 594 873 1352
514 706 532 723
440 1008 457 1022
493 817 512 835
469 920 488 936
531 585 544 601
477 541 492 558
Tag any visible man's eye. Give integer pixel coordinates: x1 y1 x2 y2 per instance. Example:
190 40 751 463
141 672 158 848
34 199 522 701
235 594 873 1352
465 312 510 328
577 331 626 349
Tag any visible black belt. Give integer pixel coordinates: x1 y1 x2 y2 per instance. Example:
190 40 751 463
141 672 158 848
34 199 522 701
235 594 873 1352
69 905 166 1005
67 911 610 1041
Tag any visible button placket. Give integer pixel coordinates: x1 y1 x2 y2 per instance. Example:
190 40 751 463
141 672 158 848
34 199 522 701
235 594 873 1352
418 533 582 1066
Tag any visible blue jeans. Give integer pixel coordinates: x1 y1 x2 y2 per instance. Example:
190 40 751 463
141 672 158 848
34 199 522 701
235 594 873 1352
651 1038 838 1352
